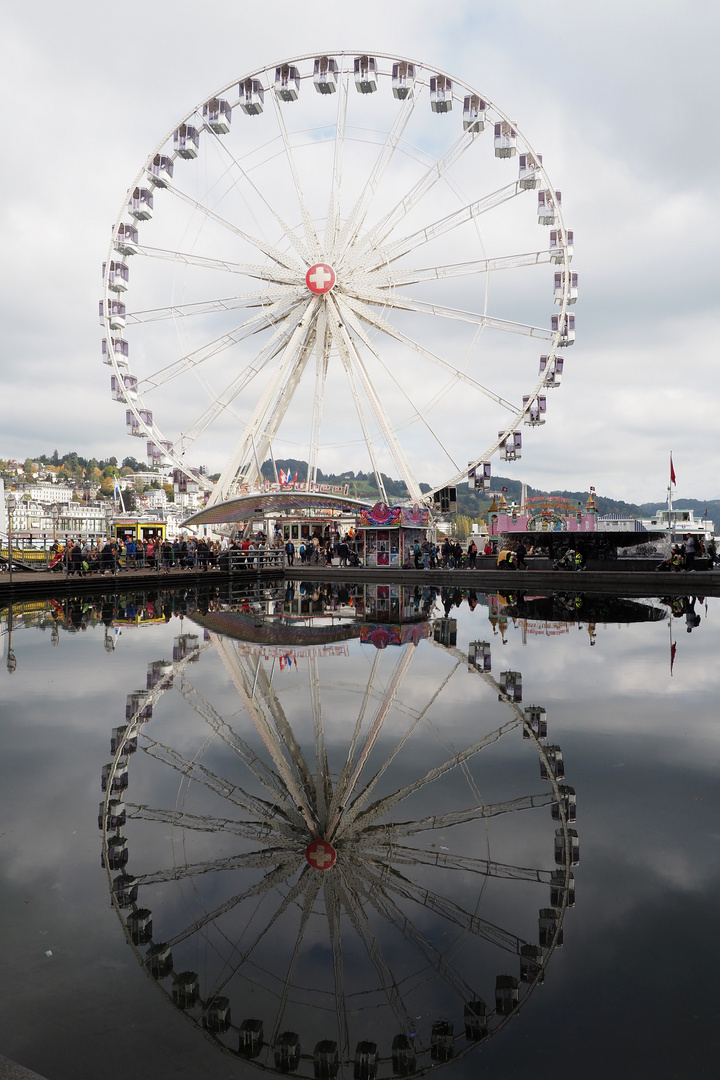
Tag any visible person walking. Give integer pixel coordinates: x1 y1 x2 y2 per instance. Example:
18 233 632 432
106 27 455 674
515 540 528 570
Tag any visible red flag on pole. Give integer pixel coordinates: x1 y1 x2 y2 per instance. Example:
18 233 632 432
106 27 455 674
670 453 676 486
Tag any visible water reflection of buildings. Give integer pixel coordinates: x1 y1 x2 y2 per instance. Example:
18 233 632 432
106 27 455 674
488 592 668 646
99 585 578 1076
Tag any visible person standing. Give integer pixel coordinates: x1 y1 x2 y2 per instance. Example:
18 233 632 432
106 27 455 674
515 540 528 570
285 539 295 566
684 534 696 573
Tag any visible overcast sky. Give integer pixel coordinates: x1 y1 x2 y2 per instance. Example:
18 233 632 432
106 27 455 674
1 0 718 503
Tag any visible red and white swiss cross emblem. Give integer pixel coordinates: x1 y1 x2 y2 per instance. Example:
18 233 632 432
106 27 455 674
305 263 336 295
305 839 337 871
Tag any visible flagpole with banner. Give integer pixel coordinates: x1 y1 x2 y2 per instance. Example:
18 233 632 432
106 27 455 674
670 614 676 677
668 452 677 543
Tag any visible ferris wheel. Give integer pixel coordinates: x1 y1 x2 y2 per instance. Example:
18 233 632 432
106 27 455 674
100 600 578 1075
101 52 575 507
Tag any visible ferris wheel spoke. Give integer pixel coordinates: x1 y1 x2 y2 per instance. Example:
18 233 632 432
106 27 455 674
201 122 316 266
136 847 297 888
332 299 465 475
168 856 306 954
365 791 555 838
306 305 330 487
124 804 286 843
358 127 481 256
362 181 521 271
136 245 301 286
340 293 520 413
361 841 553 884
328 299 423 503
124 287 299 326
336 867 416 1036
323 872 350 1062
368 249 553 288
176 675 297 811
328 638 417 841
252 661 320 814
142 737 284 824
326 651 382 828
380 868 528 956
138 294 307 394
337 658 464 837
270 95 322 257
310 654 332 824
349 287 553 341
166 184 304 273
358 864 478 1006
335 91 420 262
212 635 318 832
348 716 523 829
323 68 349 257
323 303 389 504
270 872 324 1044
211 299 320 501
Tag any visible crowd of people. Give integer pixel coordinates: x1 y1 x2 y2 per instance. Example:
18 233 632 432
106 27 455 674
47 534 288 576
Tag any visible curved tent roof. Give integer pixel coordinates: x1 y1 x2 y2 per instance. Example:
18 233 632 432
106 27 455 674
181 489 372 528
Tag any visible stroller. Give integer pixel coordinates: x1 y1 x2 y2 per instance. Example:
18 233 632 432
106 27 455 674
553 549 583 572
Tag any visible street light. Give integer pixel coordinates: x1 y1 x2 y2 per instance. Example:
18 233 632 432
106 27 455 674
6 493 17 587
6 603 17 673
50 502 59 546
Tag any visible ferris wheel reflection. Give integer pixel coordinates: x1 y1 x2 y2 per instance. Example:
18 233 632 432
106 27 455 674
100 583 577 1076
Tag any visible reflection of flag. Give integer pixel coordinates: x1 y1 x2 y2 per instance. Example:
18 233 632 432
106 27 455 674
670 454 676 486
293 471 298 482
670 640 677 675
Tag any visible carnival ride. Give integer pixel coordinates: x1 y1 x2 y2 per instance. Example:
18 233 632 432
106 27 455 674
100 590 578 1075
101 53 575 510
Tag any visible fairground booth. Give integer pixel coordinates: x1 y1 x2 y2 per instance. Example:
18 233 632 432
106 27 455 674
357 502 431 568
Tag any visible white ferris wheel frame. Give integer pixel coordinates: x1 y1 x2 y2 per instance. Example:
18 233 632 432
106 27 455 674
102 51 575 508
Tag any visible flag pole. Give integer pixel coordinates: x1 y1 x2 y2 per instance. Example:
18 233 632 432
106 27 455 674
668 452 676 544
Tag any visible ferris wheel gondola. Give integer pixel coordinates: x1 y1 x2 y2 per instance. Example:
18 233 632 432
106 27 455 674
101 52 576 507
100 600 577 1075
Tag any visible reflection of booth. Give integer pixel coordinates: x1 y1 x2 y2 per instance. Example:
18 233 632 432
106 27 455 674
358 503 431 568
112 518 166 543
364 583 428 624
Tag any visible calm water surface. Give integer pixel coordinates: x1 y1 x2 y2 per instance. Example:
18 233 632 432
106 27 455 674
1 583 718 1080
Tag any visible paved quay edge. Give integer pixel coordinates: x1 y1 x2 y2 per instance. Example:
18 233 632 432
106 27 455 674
2 563 719 603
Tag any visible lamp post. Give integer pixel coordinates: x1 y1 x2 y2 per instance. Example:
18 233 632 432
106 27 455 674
6 493 17 587
50 502 59 547
6 603 17 673
105 504 116 576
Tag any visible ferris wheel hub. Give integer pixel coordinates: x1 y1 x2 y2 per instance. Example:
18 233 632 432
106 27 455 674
305 838 337 870
305 262 336 295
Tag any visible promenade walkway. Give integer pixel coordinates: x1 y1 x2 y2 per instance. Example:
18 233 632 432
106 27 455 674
2 557 719 603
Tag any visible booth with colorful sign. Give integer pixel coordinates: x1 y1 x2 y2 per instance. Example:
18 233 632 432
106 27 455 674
358 503 431 568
